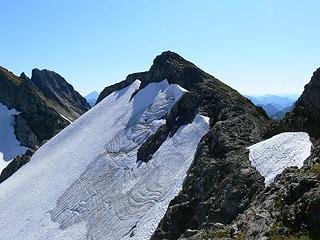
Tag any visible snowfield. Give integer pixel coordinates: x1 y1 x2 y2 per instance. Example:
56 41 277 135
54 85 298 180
0 103 28 173
248 132 312 186
0 80 209 240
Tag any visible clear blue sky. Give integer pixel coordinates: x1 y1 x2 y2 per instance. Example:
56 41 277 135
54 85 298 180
1 0 319 96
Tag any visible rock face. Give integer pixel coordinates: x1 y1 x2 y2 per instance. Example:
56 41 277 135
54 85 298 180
229 141 320 240
204 67 320 240
31 69 90 119
98 51 271 239
0 67 66 148
0 66 89 182
0 150 34 184
275 68 320 139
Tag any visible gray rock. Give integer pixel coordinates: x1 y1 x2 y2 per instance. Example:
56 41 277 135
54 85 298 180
0 66 90 183
31 68 91 118
0 150 34 183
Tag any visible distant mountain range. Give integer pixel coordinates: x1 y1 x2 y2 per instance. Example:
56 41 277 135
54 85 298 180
85 91 99 107
245 94 299 119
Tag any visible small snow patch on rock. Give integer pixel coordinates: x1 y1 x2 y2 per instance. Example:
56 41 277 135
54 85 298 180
248 132 312 186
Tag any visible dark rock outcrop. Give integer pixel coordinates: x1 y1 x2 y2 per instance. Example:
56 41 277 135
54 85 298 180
0 66 90 182
31 69 90 119
228 141 320 240
137 92 198 162
207 67 320 240
98 51 271 239
274 68 320 139
0 66 69 148
0 150 34 183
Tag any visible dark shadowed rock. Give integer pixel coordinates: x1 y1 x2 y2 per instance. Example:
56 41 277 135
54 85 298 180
31 69 90 119
274 68 320 139
20 72 30 80
0 66 69 148
0 150 34 183
218 67 320 240
231 141 320 239
0 66 90 183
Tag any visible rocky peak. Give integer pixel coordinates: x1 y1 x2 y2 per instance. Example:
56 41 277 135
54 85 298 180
96 52 272 239
97 51 253 109
147 51 207 91
0 66 69 148
96 51 202 104
275 67 320 139
19 72 30 81
31 68 90 119
299 67 320 113
149 51 196 77
0 66 90 183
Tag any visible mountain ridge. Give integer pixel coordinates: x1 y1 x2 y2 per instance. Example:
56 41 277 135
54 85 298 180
1 52 319 239
0 51 272 240
97 51 272 239
0 66 90 183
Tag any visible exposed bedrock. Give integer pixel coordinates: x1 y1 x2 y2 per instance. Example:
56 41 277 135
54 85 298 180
271 67 320 140
0 150 34 183
226 68 320 240
0 66 90 183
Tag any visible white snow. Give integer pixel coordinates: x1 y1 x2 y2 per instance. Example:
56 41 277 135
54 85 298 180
0 79 210 240
0 103 28 173
248 132 312 186
60 114 73 123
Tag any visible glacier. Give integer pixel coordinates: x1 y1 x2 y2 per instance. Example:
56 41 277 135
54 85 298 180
248 132 312 186
0 79 210 240
0 103 28 172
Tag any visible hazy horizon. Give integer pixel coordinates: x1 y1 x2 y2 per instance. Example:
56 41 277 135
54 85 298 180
1 1 319 95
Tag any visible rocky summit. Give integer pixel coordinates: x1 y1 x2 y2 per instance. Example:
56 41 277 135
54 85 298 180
274 68 320 140
30 69 90 119
98 51 272 239
0 66 90 183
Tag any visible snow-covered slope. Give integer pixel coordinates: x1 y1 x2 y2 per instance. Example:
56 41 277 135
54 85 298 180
0 79 209 240
248 132 312 186
0 103 28 172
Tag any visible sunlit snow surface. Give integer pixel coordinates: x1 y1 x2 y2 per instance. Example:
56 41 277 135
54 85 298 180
248 132 312 186
0 103 28 172
0 80 210 240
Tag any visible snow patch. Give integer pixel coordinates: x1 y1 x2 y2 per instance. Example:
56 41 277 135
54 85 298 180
248 132 312 186
0 103 28 173
0 80 209 240
60 114 72 123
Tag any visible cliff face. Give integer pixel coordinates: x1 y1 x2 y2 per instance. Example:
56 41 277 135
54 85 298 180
232 142 320 239
98 51 271 239
31 69 90 119
0 66 89 183
200 67 320 240
274 68 320 140
0 67 67 148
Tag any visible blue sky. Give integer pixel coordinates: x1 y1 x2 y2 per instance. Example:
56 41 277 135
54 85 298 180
1 0 319 95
